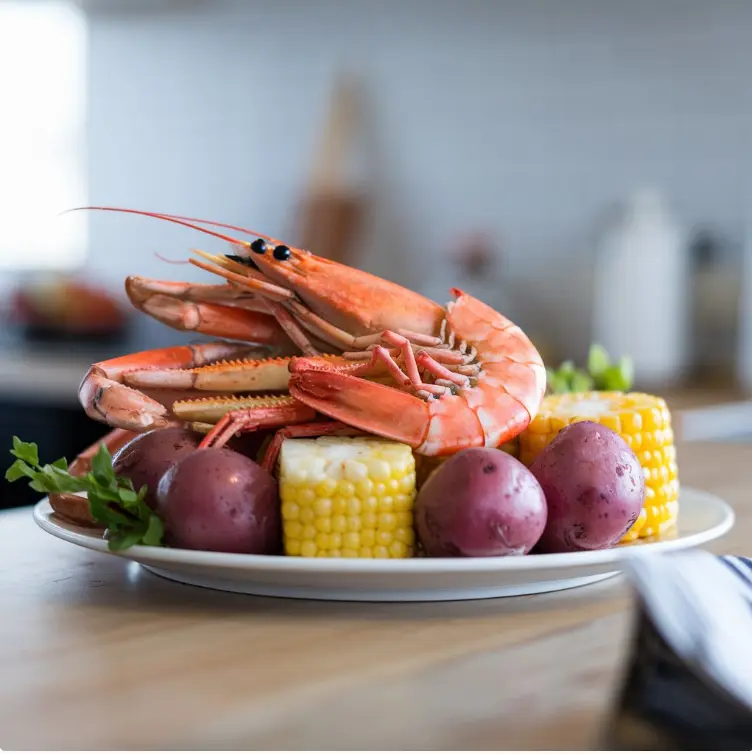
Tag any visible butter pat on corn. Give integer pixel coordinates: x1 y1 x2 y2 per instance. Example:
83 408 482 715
278 436 417 558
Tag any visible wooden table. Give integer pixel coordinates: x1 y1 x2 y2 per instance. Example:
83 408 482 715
1 441 749 751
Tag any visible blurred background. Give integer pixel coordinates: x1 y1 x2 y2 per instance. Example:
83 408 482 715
2 0 752 509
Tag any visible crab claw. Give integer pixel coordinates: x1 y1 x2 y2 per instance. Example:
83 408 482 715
288 370 430 448
79 367 172 432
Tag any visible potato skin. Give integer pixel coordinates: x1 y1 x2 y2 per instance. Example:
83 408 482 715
415 447 547 557
112 427 201 508
530 421 645 553
156 448 281 554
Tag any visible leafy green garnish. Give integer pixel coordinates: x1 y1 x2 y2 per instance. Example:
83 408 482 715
587 343 611 383
7 437 163 551
547 344 634 395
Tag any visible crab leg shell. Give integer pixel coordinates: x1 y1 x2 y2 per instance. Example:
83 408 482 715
196 399 320 450
126 277 267 309
288 370 432 448
171 393 315 425
131 274 318 356
79 342 254 432
125 356 294 392
135 294 288 344
125 273 288 345
124 354 360 393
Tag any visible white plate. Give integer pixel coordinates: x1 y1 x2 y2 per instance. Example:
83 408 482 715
33 486 735 602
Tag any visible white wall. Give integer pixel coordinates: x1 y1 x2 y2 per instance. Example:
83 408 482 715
84 0 752 355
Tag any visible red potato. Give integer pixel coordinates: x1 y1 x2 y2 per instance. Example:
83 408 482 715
112 427 201 508
415 447 547 557
156 448 281 554
530 421 645 553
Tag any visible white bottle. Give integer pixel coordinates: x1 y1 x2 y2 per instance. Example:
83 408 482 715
592 190 689 388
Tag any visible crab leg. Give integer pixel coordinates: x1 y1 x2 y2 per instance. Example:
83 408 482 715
289 368 431 448
127 275 318 357
79 342 258 432
171 395 318 449
125 356 294 392
124 352 364 393
126 277 269 310
125 277 290 346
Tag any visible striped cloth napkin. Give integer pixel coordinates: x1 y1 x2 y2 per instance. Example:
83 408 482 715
603 550 752 750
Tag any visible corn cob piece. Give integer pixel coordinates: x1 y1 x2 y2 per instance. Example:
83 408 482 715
519 391 678 542
278 436 417 558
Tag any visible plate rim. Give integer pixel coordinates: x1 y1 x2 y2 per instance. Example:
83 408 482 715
32 486 735 574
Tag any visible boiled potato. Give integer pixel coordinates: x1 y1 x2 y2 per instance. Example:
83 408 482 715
415 447 547 557
530 420 645 553
156 448 281 554
112 427 201 508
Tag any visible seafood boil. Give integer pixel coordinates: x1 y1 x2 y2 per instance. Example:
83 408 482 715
8 206 679 557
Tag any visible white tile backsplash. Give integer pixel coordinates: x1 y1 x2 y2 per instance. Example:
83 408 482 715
83 0 752 358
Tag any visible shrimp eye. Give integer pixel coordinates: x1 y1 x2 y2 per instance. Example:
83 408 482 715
273 244 291 261
250 238 267 254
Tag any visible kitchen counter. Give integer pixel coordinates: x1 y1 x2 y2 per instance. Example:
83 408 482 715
0 440 748 750
0 346 100 405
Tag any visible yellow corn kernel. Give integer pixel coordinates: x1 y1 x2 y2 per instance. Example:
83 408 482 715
286 538 301 555
313 497 332 517
279 436 417 558
286 521 303 538
620 507 647 543
518 391 679 542
316 478 338 498
300 541 317 558
281 502 300 521
356 478 374 498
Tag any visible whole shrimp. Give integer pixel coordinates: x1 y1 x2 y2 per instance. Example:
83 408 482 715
70 208 546 458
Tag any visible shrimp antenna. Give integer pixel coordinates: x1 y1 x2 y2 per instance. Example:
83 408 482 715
61 206 285 247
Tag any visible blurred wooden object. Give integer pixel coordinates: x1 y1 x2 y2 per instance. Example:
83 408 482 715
295 74 367 265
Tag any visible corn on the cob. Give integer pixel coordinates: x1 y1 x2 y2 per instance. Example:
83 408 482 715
519 391 678 542
278 436 417 558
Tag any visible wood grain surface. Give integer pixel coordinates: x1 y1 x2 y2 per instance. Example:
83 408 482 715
0 441 749 750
